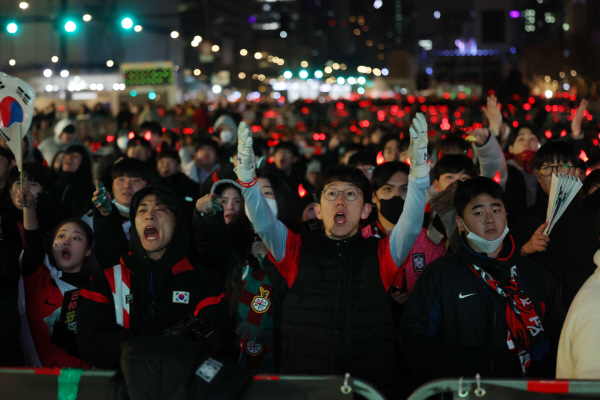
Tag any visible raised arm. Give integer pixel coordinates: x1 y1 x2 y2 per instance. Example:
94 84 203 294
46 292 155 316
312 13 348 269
472 128 508 190
387 113 430 266
235 122 288 262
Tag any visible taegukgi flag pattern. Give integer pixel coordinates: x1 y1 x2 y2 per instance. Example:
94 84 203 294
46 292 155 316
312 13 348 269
0 72 35 171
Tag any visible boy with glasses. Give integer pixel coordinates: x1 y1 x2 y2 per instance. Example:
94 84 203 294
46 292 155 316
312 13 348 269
235 115 430 395
509 141 600 308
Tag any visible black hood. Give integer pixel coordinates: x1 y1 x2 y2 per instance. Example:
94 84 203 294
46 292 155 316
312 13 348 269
127 185 190 270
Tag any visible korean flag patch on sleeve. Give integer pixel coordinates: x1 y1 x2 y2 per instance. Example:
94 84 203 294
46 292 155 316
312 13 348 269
173 291 190 304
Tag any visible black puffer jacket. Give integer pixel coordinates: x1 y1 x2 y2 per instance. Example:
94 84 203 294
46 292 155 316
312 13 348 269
77 185 229 369
400 234 565 385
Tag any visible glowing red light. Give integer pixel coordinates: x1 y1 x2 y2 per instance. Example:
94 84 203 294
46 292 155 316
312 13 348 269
488 89 495 96
268 156 274 164
580 150 589 162
523 103 531 110
376 151 385 165
106 135 114 143
454 111 461 118
458 93 466 99
545 105 551 112
417 96 426 103
587 168 592 177
313 133 320 141
569 95 576 101
560 129 567 137
513 94 520 101
528 97 535 104
493 171 501 184
594 139 599 146
407 95 415 104
301 107 309 114
58 105 65 112
144 131 151 141
320 133 326 140
336 102 345 110
545 130 552 139
128 132 135 139
512 121 519 128
443 92 450 100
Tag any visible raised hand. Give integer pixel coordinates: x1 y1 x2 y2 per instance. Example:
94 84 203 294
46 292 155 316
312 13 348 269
408 112 430 178
482 95 502 134
92 180 113 216
571 99 588 139
196 193 221 214
16 188 35 209
234 122 256 183
470 128 491 147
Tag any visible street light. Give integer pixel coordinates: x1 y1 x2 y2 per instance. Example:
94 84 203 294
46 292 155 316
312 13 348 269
170 31 179 39
43 69 52 77
51 56 58 63
134 25 142 32
106 60 114 67
83 14 92 22
19 2 29 9
60 70 69 78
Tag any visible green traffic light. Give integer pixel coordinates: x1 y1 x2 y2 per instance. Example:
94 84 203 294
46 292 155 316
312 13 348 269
6 23 18 34
121 18 133 29
64 21 77 32
283 71 293 79
314 70 324 79
299 70 308 79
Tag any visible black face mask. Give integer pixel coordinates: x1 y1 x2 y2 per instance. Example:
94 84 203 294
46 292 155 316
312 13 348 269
378 196 405 223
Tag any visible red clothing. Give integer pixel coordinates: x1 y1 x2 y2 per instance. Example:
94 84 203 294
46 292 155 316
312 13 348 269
23 266 90 369
267 228 400 291
362 224 446 295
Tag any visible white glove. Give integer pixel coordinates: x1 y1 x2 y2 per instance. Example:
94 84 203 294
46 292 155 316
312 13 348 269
408 112 430 178
234 122 256 182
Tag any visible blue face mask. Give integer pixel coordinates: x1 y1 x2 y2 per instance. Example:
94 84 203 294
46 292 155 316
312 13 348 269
461 218 509 254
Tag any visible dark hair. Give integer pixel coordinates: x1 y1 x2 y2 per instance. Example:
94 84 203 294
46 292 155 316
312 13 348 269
257 171 303 233
533 141 578 170
62 124 76 134
213 182 245 224
9 162 52 191
316 164 372 205
140 121 162 135
195 138 219 153
433 154 478 181
371 161 410 194
348 150 377 167
274 141 299 158
380 133 402 152
0 146 16 162
127 137 152 149
507 123 539 149
111 157 153 183
439 136 471 157
454 176 505 218
157 149 181 165
583 169 600 196
52 218 94 250
131 185 181 220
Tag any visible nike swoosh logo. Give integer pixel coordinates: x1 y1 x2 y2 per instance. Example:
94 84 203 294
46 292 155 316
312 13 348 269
458 293 476 299
44 299 58 307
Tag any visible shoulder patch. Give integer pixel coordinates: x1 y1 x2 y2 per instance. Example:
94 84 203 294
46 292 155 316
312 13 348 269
173 291 190 304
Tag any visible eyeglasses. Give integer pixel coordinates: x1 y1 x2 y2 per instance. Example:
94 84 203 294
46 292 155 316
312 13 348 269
538 164 575 177
321 188 362 201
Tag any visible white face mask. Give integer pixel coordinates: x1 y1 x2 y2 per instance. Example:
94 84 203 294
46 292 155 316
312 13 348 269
220 130 233 144
245 197 278 219
112 198 130 215
461 219 509 254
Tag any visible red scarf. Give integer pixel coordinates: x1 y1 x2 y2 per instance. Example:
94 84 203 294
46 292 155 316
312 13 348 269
506 150 536 174
467 263 546 375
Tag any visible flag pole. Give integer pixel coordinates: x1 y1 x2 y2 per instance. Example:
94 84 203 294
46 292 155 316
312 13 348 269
19 123 23 189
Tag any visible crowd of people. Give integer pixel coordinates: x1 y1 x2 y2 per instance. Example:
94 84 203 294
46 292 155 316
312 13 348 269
1 89 600 398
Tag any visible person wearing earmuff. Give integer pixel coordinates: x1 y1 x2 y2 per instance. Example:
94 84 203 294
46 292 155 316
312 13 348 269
401 176 565 387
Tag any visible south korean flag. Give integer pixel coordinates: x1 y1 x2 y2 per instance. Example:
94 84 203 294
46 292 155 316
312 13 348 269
173 291 190 304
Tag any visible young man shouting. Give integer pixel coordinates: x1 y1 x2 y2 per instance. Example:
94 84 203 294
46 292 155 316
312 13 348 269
235 115 430 393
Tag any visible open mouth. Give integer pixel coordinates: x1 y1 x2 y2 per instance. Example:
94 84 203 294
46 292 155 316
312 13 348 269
62 249 71 260
144 226 159 240
333 212 347 226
